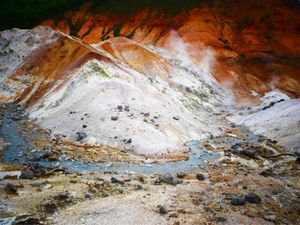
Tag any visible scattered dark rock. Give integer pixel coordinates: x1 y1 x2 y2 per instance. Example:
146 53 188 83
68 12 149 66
173 116 180 120
160 173 182 185
268 139 278 144
11 115 22 121
85 193 93 200
121 147 133 153
260 168 273 177
12 215 41 225
169 212 179 218
134 184 143 190
231 144 240 150
262 101 276 110
76 131 87 141
137 176 145 183
54 191 72 202
43 202 58 214
125 138 132 144
124 105 130 111
82 124 87 128
111 116 118 121
245 192 262 204
196 173 205 181
3 175 18 179
296 156 300 165
241 149 258 159
30 163 53 177
262 99 285 111
117 105 123 111
185 87 192 93
4 183 18 194
215 217 226 222
20 170 34 179
231 196 246 206
70 179 77 184
176 172 187 179
111 177 125 184
157 205 168 214
44 151 59 161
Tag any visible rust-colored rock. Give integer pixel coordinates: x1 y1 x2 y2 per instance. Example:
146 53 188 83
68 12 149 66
41 0 300 103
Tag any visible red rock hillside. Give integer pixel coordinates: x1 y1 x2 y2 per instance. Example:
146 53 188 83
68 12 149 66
42 0 300 103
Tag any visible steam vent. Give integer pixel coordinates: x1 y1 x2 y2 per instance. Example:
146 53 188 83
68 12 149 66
0 1 299 224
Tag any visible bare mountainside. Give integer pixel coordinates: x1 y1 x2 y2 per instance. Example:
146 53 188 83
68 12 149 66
0 1 299 225
42 0 300 102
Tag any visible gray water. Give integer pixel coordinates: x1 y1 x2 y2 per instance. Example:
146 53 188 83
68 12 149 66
0 110 31 164
0 108 261 174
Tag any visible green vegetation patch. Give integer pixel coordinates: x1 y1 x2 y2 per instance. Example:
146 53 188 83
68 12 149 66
88 61 110 78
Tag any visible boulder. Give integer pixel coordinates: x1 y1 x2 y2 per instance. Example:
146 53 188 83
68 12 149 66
241 149 258 159
4 183 18 194
160 173 182 185
111 177 125 184
111 116 118 121
245 192 262 204
76 131 87 141
196 173 205 181
157 205 168 214
176 172 187 178
231 196 246 206
20 170 34 179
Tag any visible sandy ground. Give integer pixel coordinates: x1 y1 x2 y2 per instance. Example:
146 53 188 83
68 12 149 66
49 189 169 225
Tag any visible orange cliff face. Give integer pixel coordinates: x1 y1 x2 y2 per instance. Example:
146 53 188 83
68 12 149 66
42 0 300 103
100 37 171 79
3 32 113 108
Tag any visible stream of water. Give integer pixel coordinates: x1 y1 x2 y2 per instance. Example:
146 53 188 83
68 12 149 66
0 107 262 174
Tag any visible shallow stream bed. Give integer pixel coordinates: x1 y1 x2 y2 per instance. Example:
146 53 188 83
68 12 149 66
0 104 262 174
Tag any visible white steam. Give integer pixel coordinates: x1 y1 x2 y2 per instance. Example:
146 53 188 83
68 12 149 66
163 30 217 85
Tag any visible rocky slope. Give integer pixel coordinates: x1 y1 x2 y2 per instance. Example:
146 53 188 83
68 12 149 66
0 2 299 224
0 26 235 155
42 0 300 102
0 24 299 154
